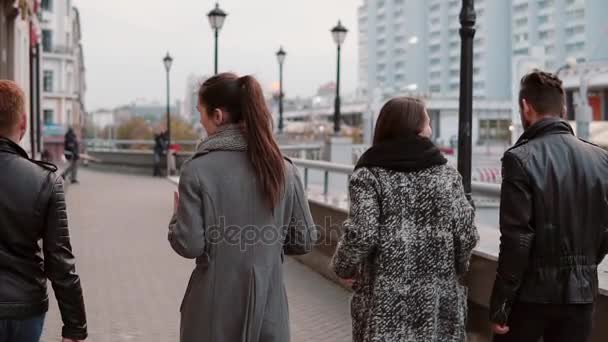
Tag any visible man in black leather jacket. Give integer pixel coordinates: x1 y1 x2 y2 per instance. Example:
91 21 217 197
0 81 87 342
490 71 608 342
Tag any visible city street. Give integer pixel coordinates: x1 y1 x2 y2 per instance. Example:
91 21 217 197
40 169 352 342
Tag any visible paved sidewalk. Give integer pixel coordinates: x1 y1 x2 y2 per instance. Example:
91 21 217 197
40 169 351 342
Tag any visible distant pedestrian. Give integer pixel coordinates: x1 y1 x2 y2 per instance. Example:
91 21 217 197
62 127 80 183
490 70 608 342
0 80 87 342
168 73 317 342
331 97 479 342
153 130 167 177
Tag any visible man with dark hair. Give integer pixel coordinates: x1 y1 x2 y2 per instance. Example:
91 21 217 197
490 70 608 342
62 127 80 184
0 80 87 342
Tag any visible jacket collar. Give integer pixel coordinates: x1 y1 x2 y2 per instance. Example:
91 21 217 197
0 136 28 158
516 117 574 145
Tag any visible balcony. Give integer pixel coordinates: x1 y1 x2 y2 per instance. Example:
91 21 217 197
43 45 75 56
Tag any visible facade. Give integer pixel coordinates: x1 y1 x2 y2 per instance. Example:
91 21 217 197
182 74 208 122
358 0 429 99
428 0 511 99
511 0 608 70
358 0 608 145
0 0 42 157
39 0 86 160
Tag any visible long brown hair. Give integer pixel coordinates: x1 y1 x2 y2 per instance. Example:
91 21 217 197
373 97 427 145
198 73 285 209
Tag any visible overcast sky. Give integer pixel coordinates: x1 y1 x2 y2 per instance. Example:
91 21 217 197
74 0 360 111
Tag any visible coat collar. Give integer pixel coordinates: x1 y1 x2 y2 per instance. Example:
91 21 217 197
0 136 28 159
516 117 574 145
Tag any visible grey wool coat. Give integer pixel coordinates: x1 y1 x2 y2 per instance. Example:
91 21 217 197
331 164 479 342
169 128 316 342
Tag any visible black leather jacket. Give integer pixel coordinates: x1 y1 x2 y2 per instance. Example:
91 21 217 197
490 118 608 325
0 137 87 339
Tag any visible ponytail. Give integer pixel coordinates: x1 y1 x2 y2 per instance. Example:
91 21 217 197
239 75 286 209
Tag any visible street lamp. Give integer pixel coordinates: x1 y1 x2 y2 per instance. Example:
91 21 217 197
276 46 287 134
555 56 577 77
207 2 227 75
163 52 173 146
331 20 348 134
457 0 476 204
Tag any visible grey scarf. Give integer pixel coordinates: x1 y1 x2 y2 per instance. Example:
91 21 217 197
194 124 247 157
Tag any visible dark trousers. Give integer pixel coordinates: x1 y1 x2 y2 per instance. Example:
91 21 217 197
61 158 79 182
493 302 594 342
153 152 162 177
0 314 45 342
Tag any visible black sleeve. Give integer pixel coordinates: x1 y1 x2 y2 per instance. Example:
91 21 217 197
489 151 535 325
43 175 88 340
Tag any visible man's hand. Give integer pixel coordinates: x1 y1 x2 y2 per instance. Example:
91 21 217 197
491 323 510 335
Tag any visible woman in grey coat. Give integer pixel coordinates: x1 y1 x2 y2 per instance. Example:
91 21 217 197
331 97 479 342
169 73 317 342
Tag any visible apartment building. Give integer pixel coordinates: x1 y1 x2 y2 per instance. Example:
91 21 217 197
39 0 86 159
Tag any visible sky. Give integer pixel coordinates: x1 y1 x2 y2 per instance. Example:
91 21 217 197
73 0 361 111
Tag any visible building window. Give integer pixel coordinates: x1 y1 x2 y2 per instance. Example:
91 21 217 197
539 30 553 40
567 9 585 20
538 0 555 9
430 85 441 93
537 15 551 24
41 0 52 11
515 17 528 26
430 58 441 66
514 47 529 55
565 26 584 36
479 119 511 143
43 110 54 125
42 30 52 52
514 3 528 12
43 70 53 92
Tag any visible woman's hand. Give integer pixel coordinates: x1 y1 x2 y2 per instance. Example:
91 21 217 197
339 278 355 287
491 323 510 335
173 191 179 214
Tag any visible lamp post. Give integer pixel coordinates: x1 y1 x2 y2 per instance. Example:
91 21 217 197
457 0 476 204
331 21 348 134
163 52 173 146
276 46 286 134
207 2 227 75
555 57 577 77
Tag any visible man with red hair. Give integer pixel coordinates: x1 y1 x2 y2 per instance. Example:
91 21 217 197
0 80 87 342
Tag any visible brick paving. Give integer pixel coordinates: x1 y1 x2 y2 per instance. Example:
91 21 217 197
40 169 351 342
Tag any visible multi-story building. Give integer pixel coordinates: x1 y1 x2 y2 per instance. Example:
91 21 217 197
358 0 608 145
511 0 608 70
358 0 428 98
39 0 86 159
0 0 43 157
428 0 511 99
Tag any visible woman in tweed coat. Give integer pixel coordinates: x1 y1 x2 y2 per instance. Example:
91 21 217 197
331 97 479 342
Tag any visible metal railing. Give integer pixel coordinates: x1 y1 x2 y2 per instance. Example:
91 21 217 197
291 157 501 198
85 139 323 160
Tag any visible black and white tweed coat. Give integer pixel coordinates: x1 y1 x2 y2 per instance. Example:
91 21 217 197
331 164 479 342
